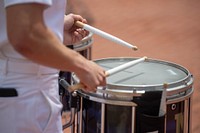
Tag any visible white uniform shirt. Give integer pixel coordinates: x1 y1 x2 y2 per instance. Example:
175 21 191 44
0 0 66 60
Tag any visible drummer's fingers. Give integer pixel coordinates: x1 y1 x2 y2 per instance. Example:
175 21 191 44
76 29 88 38
73 29 87 42
83 81 99 92
91 77 106 92
73 31 82 41
83 85 96 93
76 82 96 93
99 74 107 86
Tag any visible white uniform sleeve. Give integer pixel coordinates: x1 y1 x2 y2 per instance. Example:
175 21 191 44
4 0 52 7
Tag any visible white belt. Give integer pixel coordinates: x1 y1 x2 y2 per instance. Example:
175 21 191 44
0 57 59 75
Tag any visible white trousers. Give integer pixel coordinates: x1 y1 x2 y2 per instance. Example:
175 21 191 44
0 58 63 133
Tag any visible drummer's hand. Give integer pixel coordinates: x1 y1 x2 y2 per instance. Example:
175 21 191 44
63 13 89 45
76 60 107 92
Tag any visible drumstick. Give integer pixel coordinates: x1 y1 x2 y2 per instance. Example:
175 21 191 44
69 57 147 91
75 21 138 51
106 56 147 76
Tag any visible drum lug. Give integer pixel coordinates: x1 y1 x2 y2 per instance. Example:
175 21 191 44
185 80 189 85
185 74 193 86
72 91 77 97
171 103 177 111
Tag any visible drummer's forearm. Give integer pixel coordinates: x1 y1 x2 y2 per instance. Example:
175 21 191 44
8 22 87 72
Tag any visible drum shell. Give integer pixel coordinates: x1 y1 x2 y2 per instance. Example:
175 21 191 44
75 57 193 133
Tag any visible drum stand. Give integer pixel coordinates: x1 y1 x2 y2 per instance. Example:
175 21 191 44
59 77 79 133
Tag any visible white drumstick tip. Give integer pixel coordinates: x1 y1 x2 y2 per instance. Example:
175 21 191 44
132 46 138 51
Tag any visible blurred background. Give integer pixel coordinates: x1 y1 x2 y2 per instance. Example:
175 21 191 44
64 0 200 132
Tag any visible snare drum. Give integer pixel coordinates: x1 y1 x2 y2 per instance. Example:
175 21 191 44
75 57 193 133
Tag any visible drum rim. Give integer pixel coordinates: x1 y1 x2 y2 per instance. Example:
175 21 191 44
77 90 138 106
74 57 193 101
73 32 93 51
94 57 193 91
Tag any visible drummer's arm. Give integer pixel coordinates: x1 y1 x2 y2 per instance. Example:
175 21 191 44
6 3 87 72
6 3 106 91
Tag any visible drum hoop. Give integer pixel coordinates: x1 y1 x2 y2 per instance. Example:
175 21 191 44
167 79 193 96
97 88 144 97
77 90 137 106
73 32 93 52
167 87 194 104
94 57 193 94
